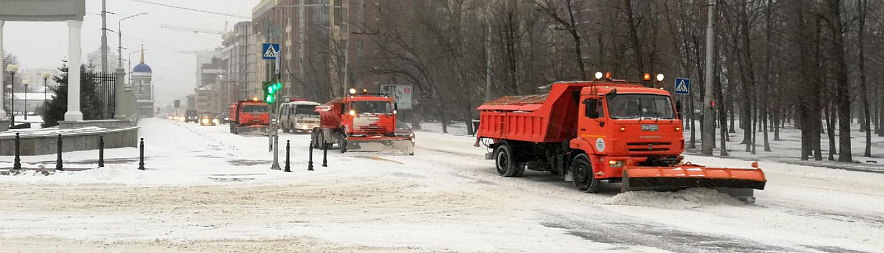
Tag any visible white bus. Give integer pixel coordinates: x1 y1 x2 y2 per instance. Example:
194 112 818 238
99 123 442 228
278 101 321 133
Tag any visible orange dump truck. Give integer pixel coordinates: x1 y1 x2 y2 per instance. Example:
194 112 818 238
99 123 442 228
311 89 414 154
475 79 766 202
228 100 270 135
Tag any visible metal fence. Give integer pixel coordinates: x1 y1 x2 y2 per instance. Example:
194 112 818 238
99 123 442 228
91 72 116 119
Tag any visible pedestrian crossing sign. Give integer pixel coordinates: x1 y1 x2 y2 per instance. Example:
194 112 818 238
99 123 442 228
262 44 280 60
674 78 690 95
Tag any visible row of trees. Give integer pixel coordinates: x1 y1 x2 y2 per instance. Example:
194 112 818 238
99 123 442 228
360 0 884 162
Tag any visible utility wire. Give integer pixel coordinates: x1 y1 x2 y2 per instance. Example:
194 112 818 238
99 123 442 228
128 0 250 19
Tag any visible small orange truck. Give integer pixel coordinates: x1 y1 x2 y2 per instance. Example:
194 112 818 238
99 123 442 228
312 88 414 154
228 100 270 135
475 76 766 202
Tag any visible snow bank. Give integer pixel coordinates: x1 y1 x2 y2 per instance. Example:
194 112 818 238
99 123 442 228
609 188 744 209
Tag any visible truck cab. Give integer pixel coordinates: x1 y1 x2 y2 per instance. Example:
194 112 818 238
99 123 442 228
573 85 683 181
228 100 270 134
342 96 397 136
313 89 413 154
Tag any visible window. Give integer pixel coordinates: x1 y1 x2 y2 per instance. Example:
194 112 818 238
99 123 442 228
295 105 318 116
607 94 675 119
584 99 603 119
351 101 392 114
242 105 269 113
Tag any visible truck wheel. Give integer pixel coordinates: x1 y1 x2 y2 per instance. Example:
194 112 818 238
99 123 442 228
494 144 524 177
571 154 601 193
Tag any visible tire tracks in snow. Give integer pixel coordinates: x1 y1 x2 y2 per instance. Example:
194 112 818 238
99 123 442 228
539 210 791 253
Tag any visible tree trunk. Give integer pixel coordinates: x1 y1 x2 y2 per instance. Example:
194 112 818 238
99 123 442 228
826 0 852 163
826 105 836 161
625 0 645 73
739 0 755 151
858 0 871 157
689 89 697 148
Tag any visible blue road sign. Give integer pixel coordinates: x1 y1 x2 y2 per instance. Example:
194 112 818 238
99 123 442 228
262 44 280 60
674 78 690 95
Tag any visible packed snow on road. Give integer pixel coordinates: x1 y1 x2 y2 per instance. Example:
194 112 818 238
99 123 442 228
1 118 882 252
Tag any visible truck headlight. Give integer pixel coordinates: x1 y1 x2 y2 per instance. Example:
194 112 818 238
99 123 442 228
202 118 209 124
608 160 625 168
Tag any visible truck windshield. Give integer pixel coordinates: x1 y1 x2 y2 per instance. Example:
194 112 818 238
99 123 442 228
242 105 269 113
607 94 675 119
352 101 392 114
295 105 318 116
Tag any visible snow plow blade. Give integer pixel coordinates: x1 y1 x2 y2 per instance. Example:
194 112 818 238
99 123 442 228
621 162 766 203
346 136 414 155
236 126 270 135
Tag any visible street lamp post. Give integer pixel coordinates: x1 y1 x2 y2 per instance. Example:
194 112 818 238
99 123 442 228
22 80 29 120
6 64 18 125
42 72 51 103
118 13 147 70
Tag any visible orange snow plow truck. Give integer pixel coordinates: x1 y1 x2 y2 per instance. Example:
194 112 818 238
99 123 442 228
475 77 766 203
311 88 414 155
229 100 270 135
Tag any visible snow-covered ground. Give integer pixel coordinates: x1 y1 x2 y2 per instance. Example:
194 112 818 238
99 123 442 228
0 118 882 252
683 120 884 173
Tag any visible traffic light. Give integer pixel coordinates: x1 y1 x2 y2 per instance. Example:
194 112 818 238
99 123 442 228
263 80 283 104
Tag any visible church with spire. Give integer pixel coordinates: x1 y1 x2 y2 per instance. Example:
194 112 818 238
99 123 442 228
131 46 155 117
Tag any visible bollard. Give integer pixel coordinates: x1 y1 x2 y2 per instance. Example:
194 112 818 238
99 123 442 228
56 134 63 171
98 136 105 168
284 140 291 172
308 139 314 171
138 138 145 170
322 141 328 167
13 133 21 170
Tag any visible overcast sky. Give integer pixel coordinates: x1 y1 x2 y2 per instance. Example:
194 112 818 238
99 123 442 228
4 0 259 108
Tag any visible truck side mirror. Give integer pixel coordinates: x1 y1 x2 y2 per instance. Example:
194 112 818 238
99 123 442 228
394 103 398 111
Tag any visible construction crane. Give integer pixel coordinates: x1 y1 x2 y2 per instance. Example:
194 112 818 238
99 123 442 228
161 22 227 36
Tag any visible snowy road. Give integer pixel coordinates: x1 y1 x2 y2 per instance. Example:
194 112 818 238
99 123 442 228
0 118 882 252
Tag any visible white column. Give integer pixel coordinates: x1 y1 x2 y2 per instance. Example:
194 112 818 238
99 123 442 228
65 20 84 121
0 20 6 120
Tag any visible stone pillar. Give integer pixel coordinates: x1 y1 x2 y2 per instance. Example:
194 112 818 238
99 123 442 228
0 20 6 120
65 20 83 121
114 68 126 118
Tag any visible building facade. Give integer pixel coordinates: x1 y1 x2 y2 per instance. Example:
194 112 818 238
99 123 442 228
195 51 228 116
250 0 385 102
222 21 258 102
86 48 121 73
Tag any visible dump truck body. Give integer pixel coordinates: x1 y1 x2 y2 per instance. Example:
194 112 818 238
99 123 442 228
476 81 765 202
